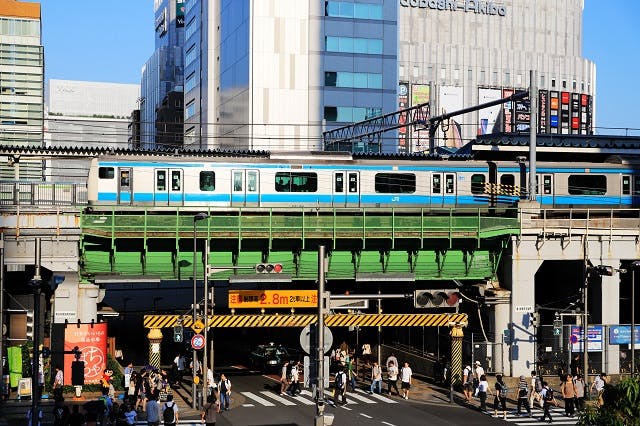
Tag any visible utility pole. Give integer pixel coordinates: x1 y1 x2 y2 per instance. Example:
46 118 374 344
315 245 333 426
30 238 42 424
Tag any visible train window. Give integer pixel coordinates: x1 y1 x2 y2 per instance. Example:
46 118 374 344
199 171 215 191
445 174 455 194
348 173 358 193
98 167 114 179
568 175 606 195
622 175 631 195
635 176 640 195
156 170 166 191
120 170 130 188
335 174 344 193
543 175 552 195
171 171 181 191
275 172 318 192
233 172 242 191
432 174 441 194
500 174 515 187
470 174 486 194
247 171 257 192
374 173 416 193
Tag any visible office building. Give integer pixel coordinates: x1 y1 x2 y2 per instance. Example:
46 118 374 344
0 0 43 178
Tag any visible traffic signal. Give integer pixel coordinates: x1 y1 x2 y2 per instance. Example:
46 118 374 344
255 263 283 273
26 310 34 340
173 325 183 343
553 316 562 336
529 312 539 328
414 290 461 308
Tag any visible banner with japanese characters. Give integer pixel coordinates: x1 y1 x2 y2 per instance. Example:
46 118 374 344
63 323 107 385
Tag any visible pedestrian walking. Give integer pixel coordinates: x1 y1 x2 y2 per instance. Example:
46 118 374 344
219 373 232 411
515 375 532 417
561 373 576 417
347 355 357 392
473 361 485 391
493 374 508 419
462 363 473 403
573 373 586 411
201 394 220 426
124 362 133 392
288 362 300 396
333 368 348 405
123 404 137 425
369 361 382 394
400 362 413 400
280 361 290 395
53 397 70 426
53 365 64 400
161 394 179 425
385 353 398 371
530 370 543 408
539 381 557 423
145 392 161 426
206 367 218 399
386 360 399 396
590 372 607 406
475 374 491 412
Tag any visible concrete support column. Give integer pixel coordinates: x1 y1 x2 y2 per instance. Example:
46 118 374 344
601 269 620 374
505 243 542 377
450 325 464 387
491 290 511 375
148 328 163 369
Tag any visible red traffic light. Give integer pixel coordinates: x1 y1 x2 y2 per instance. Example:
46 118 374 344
255 263 283 273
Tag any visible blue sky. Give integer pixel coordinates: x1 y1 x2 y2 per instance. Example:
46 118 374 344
40 0 640 132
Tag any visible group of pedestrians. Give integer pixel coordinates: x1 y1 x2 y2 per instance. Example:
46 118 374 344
367 354 413 399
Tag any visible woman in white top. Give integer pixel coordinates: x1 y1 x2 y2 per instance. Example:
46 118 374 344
476 374 492 412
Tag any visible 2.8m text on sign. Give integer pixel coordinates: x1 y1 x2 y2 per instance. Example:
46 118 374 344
229 290 318 309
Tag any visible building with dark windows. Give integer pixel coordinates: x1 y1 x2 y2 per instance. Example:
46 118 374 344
140 0 185 149
397 0 596 152
183 0 398 152
155 90 184 149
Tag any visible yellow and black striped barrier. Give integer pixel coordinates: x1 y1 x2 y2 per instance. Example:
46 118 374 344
143 312 468 329
483 182 521 196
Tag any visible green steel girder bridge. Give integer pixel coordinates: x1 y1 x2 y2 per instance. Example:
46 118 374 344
79 207 520 282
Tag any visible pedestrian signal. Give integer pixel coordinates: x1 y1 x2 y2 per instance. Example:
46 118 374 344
173 325 183 343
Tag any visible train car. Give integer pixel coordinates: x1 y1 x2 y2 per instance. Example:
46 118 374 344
86 153 640 210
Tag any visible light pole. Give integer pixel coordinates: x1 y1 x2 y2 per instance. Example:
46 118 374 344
193 212 208 409
631 261 640 375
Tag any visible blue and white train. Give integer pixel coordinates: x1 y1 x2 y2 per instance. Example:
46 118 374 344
86 152 640 210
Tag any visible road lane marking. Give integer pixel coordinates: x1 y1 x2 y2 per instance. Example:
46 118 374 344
382 422 397 426
240 391 276 406
360 413 373 419
355 389 398 404
345 391 377 404
260 391 297 406
295 390 318 405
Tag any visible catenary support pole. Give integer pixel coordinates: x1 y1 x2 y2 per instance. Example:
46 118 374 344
528 69 537 202
315 245 327 426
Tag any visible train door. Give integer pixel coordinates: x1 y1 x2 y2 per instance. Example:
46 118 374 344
431 173 443 207
332 171 346 207
231 169 260 207
168 169 184 206
537 173 554 204
117 168 132 205
444 173 456 206
346 171 360 207
621 174 633 207
154 169 168 205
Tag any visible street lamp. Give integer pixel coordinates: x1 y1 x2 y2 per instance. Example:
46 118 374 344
193 212 208 409
631 261 640 375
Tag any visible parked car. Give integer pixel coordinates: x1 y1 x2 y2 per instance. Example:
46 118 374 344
249 343 300 372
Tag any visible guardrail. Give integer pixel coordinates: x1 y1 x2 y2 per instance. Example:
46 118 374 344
0 180 87 207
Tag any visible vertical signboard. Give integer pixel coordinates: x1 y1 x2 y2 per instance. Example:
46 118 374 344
549 91 559 134
501 88 514 133
571 93 580 134
477 88 503 135
438 86 464 148
514 90 530 133
582 94 592 134
63 323 108 385
398 82 410 153
411 84 431 152
538 90 548 133
560 91 570 134
176 0 185 27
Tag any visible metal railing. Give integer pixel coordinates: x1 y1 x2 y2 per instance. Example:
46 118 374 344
0 180 87 207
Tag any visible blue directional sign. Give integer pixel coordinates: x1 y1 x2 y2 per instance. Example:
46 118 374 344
609 325 640 345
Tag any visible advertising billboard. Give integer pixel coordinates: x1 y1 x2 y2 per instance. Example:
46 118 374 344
64 323 108 385
560 91 570 134
176 0 185 27
477 88 502 135
609 325 640 345
411 84 431 152
538 90 548 133
501 88 514 133
571 93 581 134
514 90 530 133
549 91 559 133
438 85 464 148
571 325 603 352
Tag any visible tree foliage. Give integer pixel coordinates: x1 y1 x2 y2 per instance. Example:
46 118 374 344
578 377 640 426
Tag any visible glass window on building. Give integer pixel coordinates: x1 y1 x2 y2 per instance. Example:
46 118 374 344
185 100 195 120
185 72 196 92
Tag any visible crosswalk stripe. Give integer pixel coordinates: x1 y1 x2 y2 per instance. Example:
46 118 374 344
296 390 319 405
240 391 276 406
346 391 377 404
260 391 297 406
354 389 398 404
